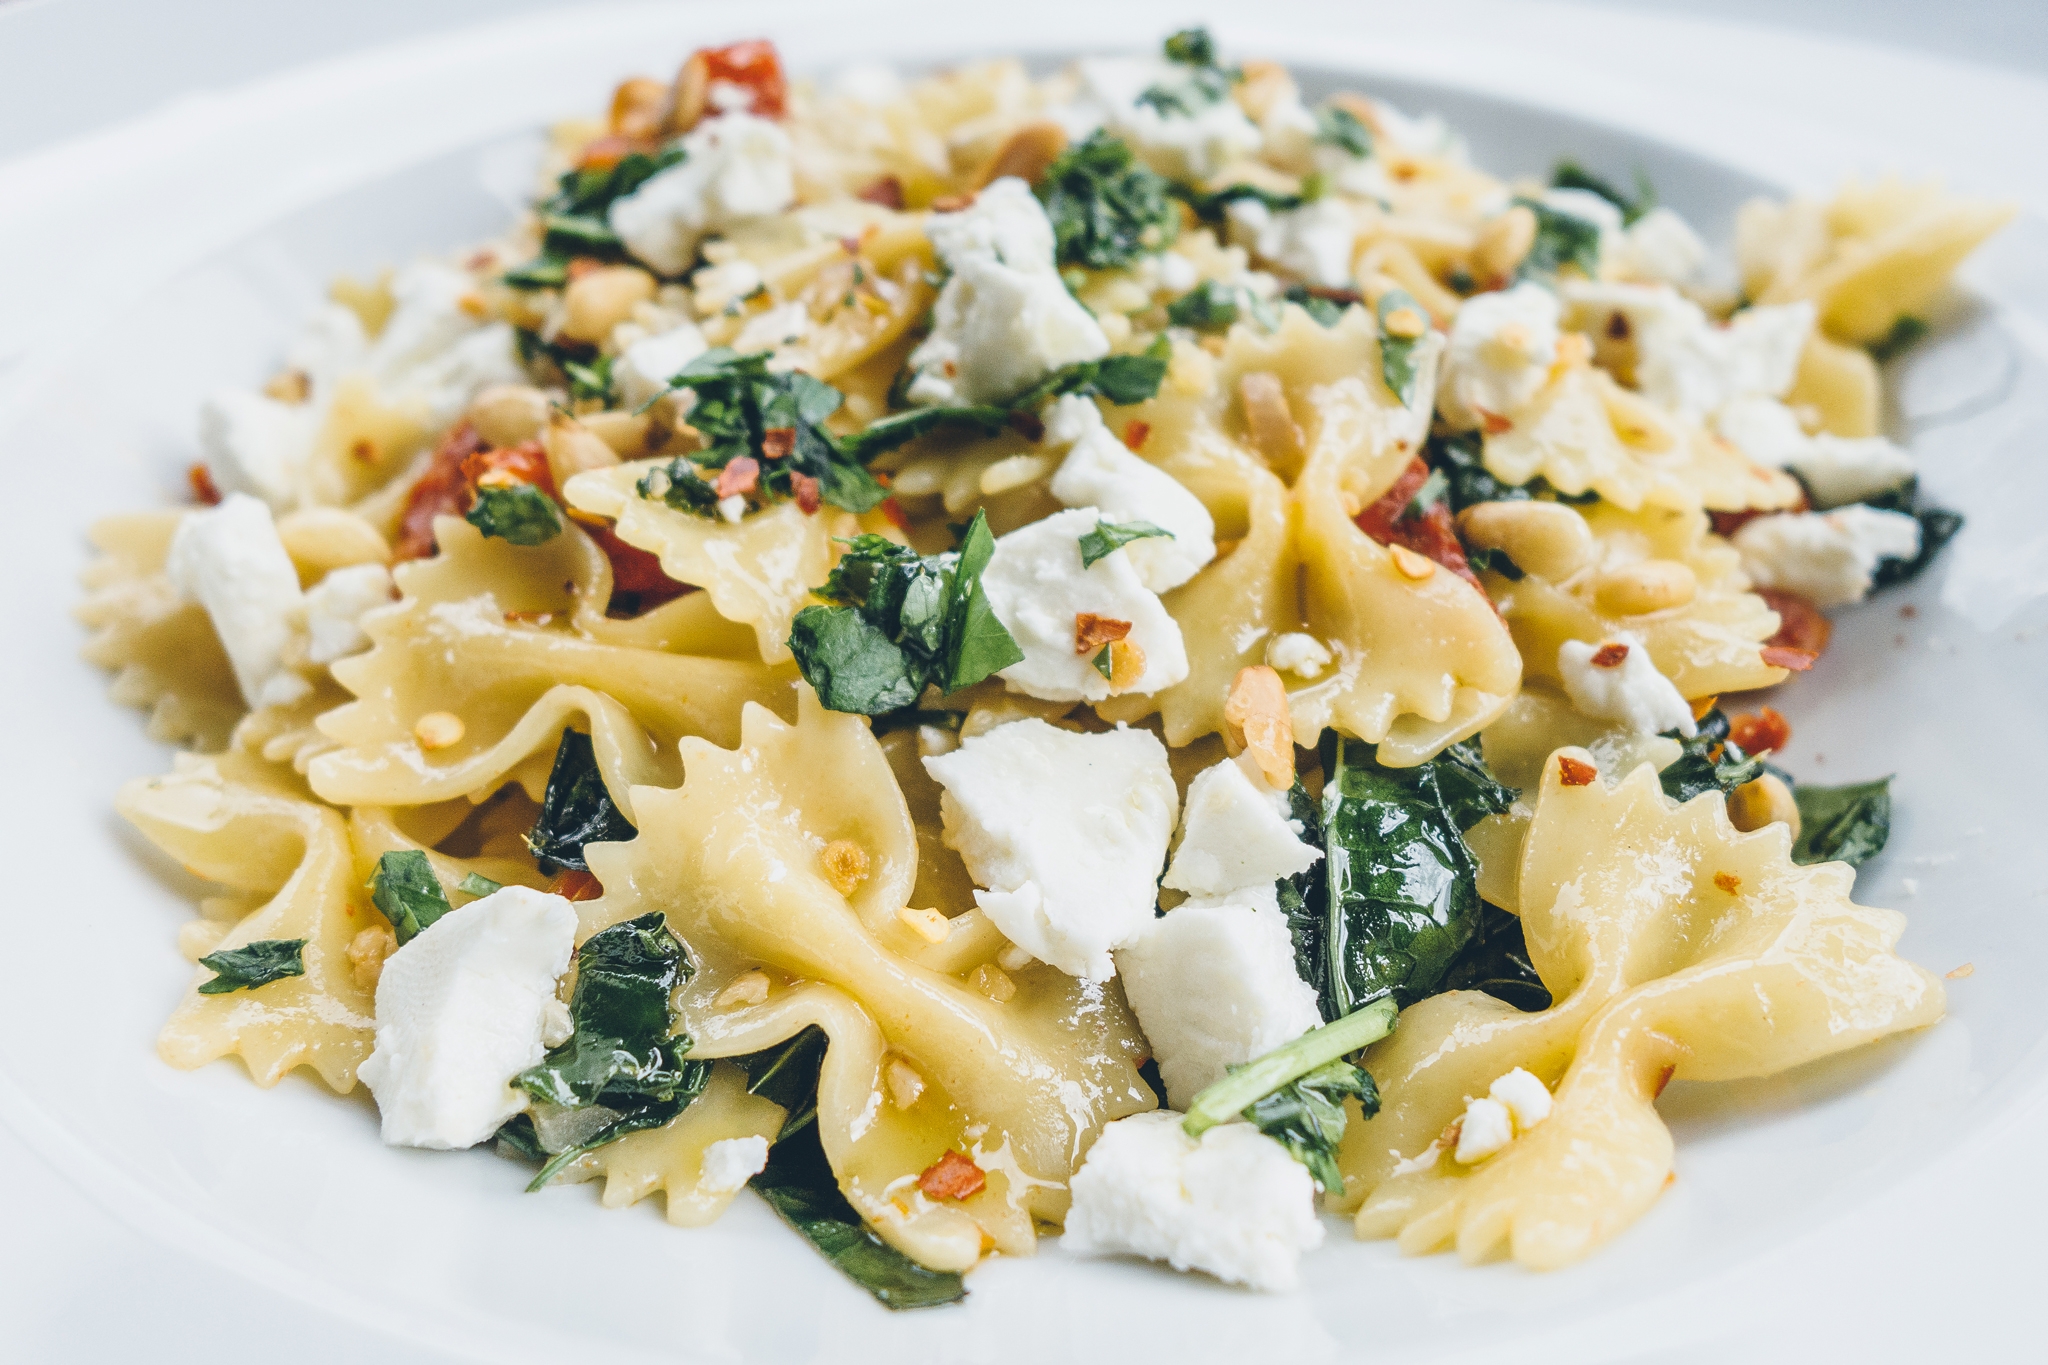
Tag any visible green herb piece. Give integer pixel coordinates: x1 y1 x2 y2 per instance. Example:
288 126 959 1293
1090 644 1114 679
562 352 615 405
832 405 1011 466
788 509 1023 715
1862 480 1964 590
1315 105 1373 159
1139 30 1237 118
1077 519 1173 567
502 146 689 284
494 1112 546 1162
1465 546 1525 580
1167 279 1247 330
1431 736 1521 831
1244 1058 1380 1192
196 939 307 995
740 1026 830 1140
1439 902 1550 1011
1426 430 1600 514
1037 131 1179 271
1791 778 1892 867
1009 334 1174 410
752 1122 968 1309
540 211 622 257
1376 288 1426 406
1183 997 1397 1138
1869 315 1929 362
1515 195 1603 280
1282 285 1347 327
371 849 454 946
456 873 503 898
1275 776 1327 989
502 257 570 290
525 728 638 874
465 483 564 546
1162 26 1220 66
1659 709 1764 804
1171 181 1315 224
1549 160 1656 226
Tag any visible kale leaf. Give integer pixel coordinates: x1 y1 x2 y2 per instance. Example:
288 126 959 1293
457 872 503 898
787 509 1023 714
1425 428 1598 515
1077 519 1173 567
1008 335 1174 410
1282 284 1348 327
1659 708 1764 804
465 483 563 546
1792 777 1892 867
1439 902 1550 1011
196 938 307 995
1315 105 1373 159
1171 181 1316 225
371 849 454 945
1432 736 1521 830
1139 27 1238 117
1037 131 1179 271
1515 195 1603 280
740 1025 830 1139
1869 315 1929 363
503 147 687 286
1167 279 1277 331
1862 480 1965 590
1243 1058 1380 1193
1549 160 1656 226
526 728 638 874
1376 288 1426 406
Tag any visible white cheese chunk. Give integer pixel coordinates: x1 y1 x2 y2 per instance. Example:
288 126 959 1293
285 302 371 394
1557 638 1696 738
1783 436 1918 509
1265 632 1332 677
1489 1067 1554 1130
1563 281 1813 419
1116 899 1323 1108
1437 282 1561 429
924 176 1059 271
402 322 526 428
699 1135 771 1193
1045 394 1216 593
165 493 311 709
979 507 1189 703
1057 58 1264 183
608 113 796 276
1064 1110 1325 1292
366 262 485 385
731 300 812 354
1543 187 1625 235
615 320 709 409
1163 752 1320 898
357 886 579 1150
197 390 319 510
1621 206 1708 285
923 719 1176 981
1454 1096 1515 1164
302 562 396 665
1225 196 1359 289
1713 394 1812 467
1731 507 1922 608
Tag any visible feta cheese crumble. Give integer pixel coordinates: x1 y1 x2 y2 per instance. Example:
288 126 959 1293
1163 751 1320 898
1265 632 1332 677
1045 394 1216 593
1714 398 1917 509
978 507 1189 703
905 178 1109 406
1557 638 1696 737
1731 506 1923 608
608 113 796 276
197 390 320 510
1453 1068 1554 1165
357 885 579 1150
1620 206 1709 285
699 1135 771 1193
1488 1066 1554 1130
302 562 396 665
614 319 710 409
1563 282 1813 420
1437 282 1561 429
923 719 1177 981
1226 196 1360 289
165 493 311 709
1064 1110 1325 1292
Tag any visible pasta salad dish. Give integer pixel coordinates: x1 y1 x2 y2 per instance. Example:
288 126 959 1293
80 25 2012 1305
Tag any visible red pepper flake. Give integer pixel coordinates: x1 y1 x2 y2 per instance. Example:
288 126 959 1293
1757 587 1832 661
1653 1063 1677 1099
350 438 377 464
760 427 796 461
1074 612 1133 654
696 39 788 118
462 439 557 497
857 175 906 210
551 869 604 901
1353 456 1485 594
1727 706 1791 755
1478 410 1513 436
1122 420 1152 452
395 422 491 561
1760 646 1817 672
1007 408 1045 442
1713 871 1742 895
188 462 223 506
1557 754 1599 787
916 1150 986 1201
1590 642 1631 668
714 457 760 499
880 498 912 532
791 472 822 515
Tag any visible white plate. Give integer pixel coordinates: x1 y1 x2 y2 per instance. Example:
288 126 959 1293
4 3 2047 1360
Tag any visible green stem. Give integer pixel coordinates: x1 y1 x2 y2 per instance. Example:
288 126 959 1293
1181 997 1398 1139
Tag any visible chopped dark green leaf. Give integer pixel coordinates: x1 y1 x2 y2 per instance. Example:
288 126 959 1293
1315 105 1373 159
196 938 307 995
1869 315 1929 363
1466 546 1525 580
1139 32 1237 119
1183 998 1397 1136
562 352 615 405
832 404 1010 465
525 728 638 874
1439 902 1550 1011
1037 131 1179 271
502 257 571 290
1077 518 1173 567
1549 160 1656 226
1163 26 1220 66
511 146 686 272
941 508 1024 692
1092 644 1114 680
1791 777 1892 867
1282 284 1347 327
740 1025 829 1140
1009 334 1174 410
465 482 564 546
1515 195 1603 280
1243 1058 1380 1192
1862 480 1964 590
1171 181 1315 224
1426 429 1599 514
371 849 454 946
788 606 920 714
1659 708 1764 804
456 872 503 898
540 211 622 257
1167 279 1249 330
494 1112 547 1162
1377 288 1426 406
1432 736 1521 830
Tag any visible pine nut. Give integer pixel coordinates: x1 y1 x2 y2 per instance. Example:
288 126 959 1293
884 1056 926 1109
968 963 1017 1003
974 121 1068 188
559 266 656 345
820 839 870 895
899 907 952 943
609 76 669 141
348 925 397 992
979 453 1054 496
1592 559 1698 616
1457 500 1596 581
468 384 551 449
1727 774 1800 836
1472 205 1538 282
413 711 465 751
714 969 771 1009
1389 543 1437 580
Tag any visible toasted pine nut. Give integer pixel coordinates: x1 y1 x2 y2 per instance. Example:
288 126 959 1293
1106 638 1146 691
348 925 398 992
560 266 656 345
884 1056 926 1109
669 51 710 134
979 453 1054 496
1457 500 1596 581
1389 543 1437 580
715 969 771 1009
1593 559 1698 616
276 508 390 577
413 711 465 751
1238 372 1303 470
1382 305 1427 339
1727 774 1800 836
1225 665 1295 788
1472 205 1538 282
263 369 311 404
577 410 654 456
975 121 1069 188
609 76 669 141
820 839 870 895
543 411 623 489
468 384 551 449
899 907 952 943
968 963 1017 1003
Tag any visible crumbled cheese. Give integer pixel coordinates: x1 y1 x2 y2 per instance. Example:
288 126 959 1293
608 113 796 275
906 179 1109 406
1713 394 1811 466
165 494 311 709
1488 1067 1554 1130
1783 437 1918 509
731 300 812 353
302 562 396 665
197 390 319 510
1557 638 1696 737
691 258 765 314
1371 99 1466 161
1563 281 1813 419
1116 899 1323 1108
1056 58 1264 183
1543 187 1625 234
716 494 747 523
357 886 579 1150
1732 507 1922 608
284 302 371 393
1265 632 1332 677
923 719 1177 981
1437 282 1561 429
1225 196 1359 289
401 322 527 428
1453 1096 1514 1164
979 507 1189 703
615 320 709 409
1064 1110 1325 1292
1621 206 1708 285
366 262 484 383
1045 394 1216 592
1254 86 1319 170
699 1135 771 1193
1163 752 1319 899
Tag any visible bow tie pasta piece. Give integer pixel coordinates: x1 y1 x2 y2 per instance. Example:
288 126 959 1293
78 511 244 752
309 515 793 811
576 688 1155 1270
564 461 855 663
1485 499 1789 699
1347 753 1943 1269
120 749 374 1091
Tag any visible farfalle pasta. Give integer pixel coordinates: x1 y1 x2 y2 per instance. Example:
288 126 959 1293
83 25 1995 1304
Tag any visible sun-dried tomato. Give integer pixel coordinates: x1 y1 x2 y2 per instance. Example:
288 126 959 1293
1728 706 1792 755
550 869 604 902
567 513 691 613
1557 754 1599 787
916 1150 986 1201
1757 587 1831 661
188 462 223 506
394 423 491 561
1354 456 1483 592
461 439 557 498
1761 646 1817 672
696 39 787 118
856 176 906 210
1074 613 1133 654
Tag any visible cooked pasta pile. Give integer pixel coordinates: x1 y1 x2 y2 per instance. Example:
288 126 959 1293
83 29 2009 1301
